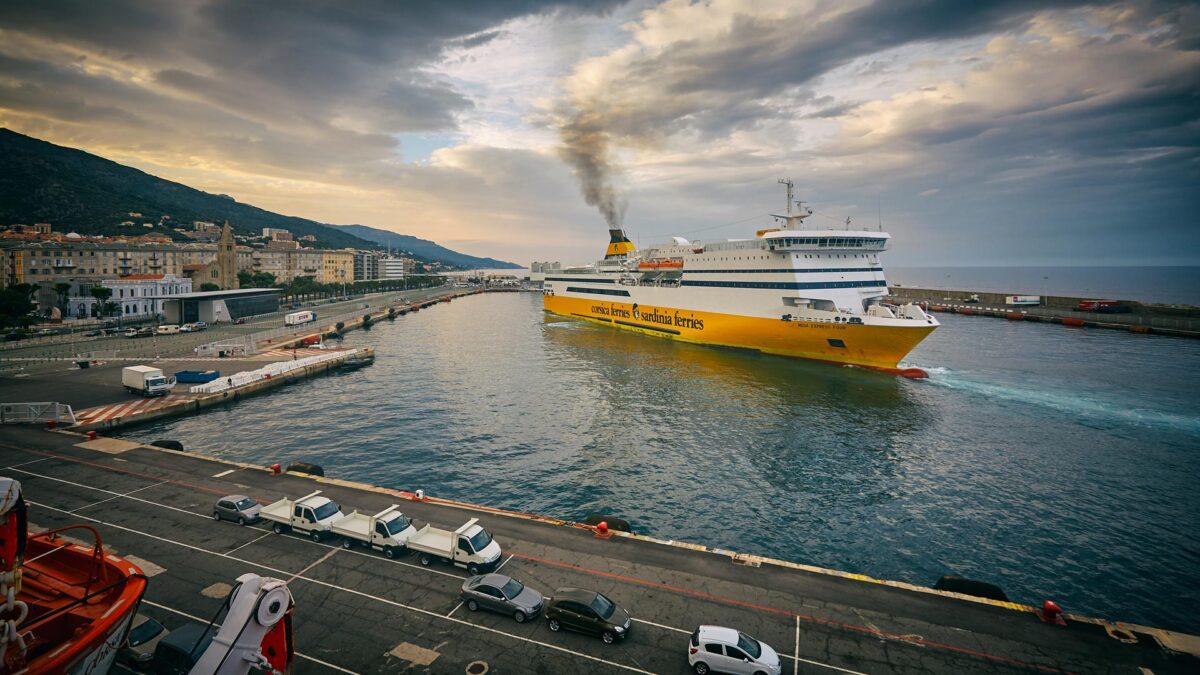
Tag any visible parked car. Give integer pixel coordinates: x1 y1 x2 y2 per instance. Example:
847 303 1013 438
461 574 544 623
125 328 140 338
36 328 57 336
156 324 181 335
545 588 631 644
688 626 781 675
137 327 155 337
233 318 246 325
4 332 24 342
213 495 262 525
118 613 167 669
152 622 214 675
83 329 102 337
179 323 194 332
192 321 207 331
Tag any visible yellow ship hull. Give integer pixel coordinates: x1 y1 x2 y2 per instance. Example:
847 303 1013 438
544 294 935 371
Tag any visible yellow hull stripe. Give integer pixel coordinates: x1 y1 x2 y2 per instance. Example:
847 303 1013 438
544 295 935 369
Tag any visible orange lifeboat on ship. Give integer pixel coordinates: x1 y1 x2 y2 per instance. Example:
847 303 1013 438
2 478 148 674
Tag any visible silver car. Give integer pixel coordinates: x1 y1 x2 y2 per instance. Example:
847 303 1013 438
213 495 261 525
460 574 544 623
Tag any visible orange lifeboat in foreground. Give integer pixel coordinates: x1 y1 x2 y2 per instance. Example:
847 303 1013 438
2 478 148 674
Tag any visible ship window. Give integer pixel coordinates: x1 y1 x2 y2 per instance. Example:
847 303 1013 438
827 338 846 348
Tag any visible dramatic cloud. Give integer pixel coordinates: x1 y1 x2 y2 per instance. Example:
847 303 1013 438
0 0 1196 265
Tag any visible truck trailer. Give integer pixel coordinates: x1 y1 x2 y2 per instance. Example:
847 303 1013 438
284 310 316 326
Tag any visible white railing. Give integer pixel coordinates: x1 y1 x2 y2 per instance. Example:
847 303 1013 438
0 402 77 424
188 350 357 394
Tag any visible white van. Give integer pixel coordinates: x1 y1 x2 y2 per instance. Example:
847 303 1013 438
156 324 181 335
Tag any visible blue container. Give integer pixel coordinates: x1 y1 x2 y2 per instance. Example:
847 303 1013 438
175 370 220 383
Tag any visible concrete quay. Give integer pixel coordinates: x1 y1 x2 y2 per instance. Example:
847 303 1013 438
0 286 479 432
887 287 1200 338
4 427 1197 674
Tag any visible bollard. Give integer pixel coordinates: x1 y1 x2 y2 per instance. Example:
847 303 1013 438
594 521 611 539
45 420 56 430
1039 600 1067 626
86 431 97 440
415 489 426 501
269 463 282 475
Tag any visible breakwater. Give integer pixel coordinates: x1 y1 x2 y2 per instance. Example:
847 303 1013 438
888 286 1200 337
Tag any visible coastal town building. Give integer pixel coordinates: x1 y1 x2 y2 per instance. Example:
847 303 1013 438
381 256 414 280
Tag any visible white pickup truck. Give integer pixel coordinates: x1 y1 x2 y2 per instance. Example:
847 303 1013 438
330 505 415 558
260 491 344 541
406 517 502 575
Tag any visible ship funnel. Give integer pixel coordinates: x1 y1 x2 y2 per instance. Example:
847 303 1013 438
605 229 636 259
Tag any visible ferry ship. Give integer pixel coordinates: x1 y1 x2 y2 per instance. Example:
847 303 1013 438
543 180 938 377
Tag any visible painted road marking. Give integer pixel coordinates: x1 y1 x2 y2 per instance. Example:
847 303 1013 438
141 599 359 674
9 464 465 580
74 394 191 424
70 480 167 513
1 457 49 470
288 547 339 584
227 531 273 555
28 501 656 675
6 449 1060 675
13 458 916 674
212 468 236 478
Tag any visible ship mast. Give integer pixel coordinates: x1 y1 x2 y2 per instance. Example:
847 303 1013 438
773 178 812 228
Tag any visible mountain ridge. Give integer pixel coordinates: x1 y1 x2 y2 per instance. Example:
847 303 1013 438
0 128 520 269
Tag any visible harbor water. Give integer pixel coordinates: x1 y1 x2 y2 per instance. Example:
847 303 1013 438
122 292 1200 633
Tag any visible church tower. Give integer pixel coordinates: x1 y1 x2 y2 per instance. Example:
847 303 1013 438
216 221 239 289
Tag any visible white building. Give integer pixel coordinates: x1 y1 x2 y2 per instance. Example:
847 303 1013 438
381 257 413 280
105 273 192 319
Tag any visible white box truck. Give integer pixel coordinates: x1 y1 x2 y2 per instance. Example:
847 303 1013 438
407 517 502 575
260 491 344 541
330 505 416 558
121 365 176 397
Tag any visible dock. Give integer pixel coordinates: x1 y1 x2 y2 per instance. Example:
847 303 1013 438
4 427 1197 674
888 287 1200 338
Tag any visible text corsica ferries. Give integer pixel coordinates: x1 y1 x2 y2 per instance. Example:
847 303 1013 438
542 180 938 378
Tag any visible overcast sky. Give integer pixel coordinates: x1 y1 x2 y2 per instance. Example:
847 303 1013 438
1 0 1197 266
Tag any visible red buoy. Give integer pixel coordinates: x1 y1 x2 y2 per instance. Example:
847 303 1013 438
1039 599 1067 626
595 521 611 539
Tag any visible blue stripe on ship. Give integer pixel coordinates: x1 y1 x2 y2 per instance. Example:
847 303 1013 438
680 280 886 290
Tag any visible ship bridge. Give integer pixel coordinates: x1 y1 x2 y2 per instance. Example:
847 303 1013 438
759 229 891 253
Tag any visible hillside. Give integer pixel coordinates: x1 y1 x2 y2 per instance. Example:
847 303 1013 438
0 128 520 268
333 225 522 270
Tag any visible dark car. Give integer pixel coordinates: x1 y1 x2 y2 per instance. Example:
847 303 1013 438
152 622 214 675
461 574 544 623
545 588 631 644
4 332 24 342
233 317 246 325
118 613 167 669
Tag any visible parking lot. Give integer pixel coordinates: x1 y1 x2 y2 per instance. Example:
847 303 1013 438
3 427 1195 674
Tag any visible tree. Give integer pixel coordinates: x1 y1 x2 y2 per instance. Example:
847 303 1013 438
237 270 253 287
251 271 276 288
199 282 220 292
53 282 72 310
0 289 32 327
90 286 113 318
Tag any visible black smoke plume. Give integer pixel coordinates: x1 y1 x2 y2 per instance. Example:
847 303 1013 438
558 110 625 228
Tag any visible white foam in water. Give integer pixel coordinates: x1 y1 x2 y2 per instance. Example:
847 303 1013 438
918 366 1200 436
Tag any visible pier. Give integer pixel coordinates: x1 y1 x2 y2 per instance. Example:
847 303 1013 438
888 287 1200 338
3 428 1198 674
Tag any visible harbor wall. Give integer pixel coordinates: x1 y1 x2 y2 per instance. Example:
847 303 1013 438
888 286 1200 337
